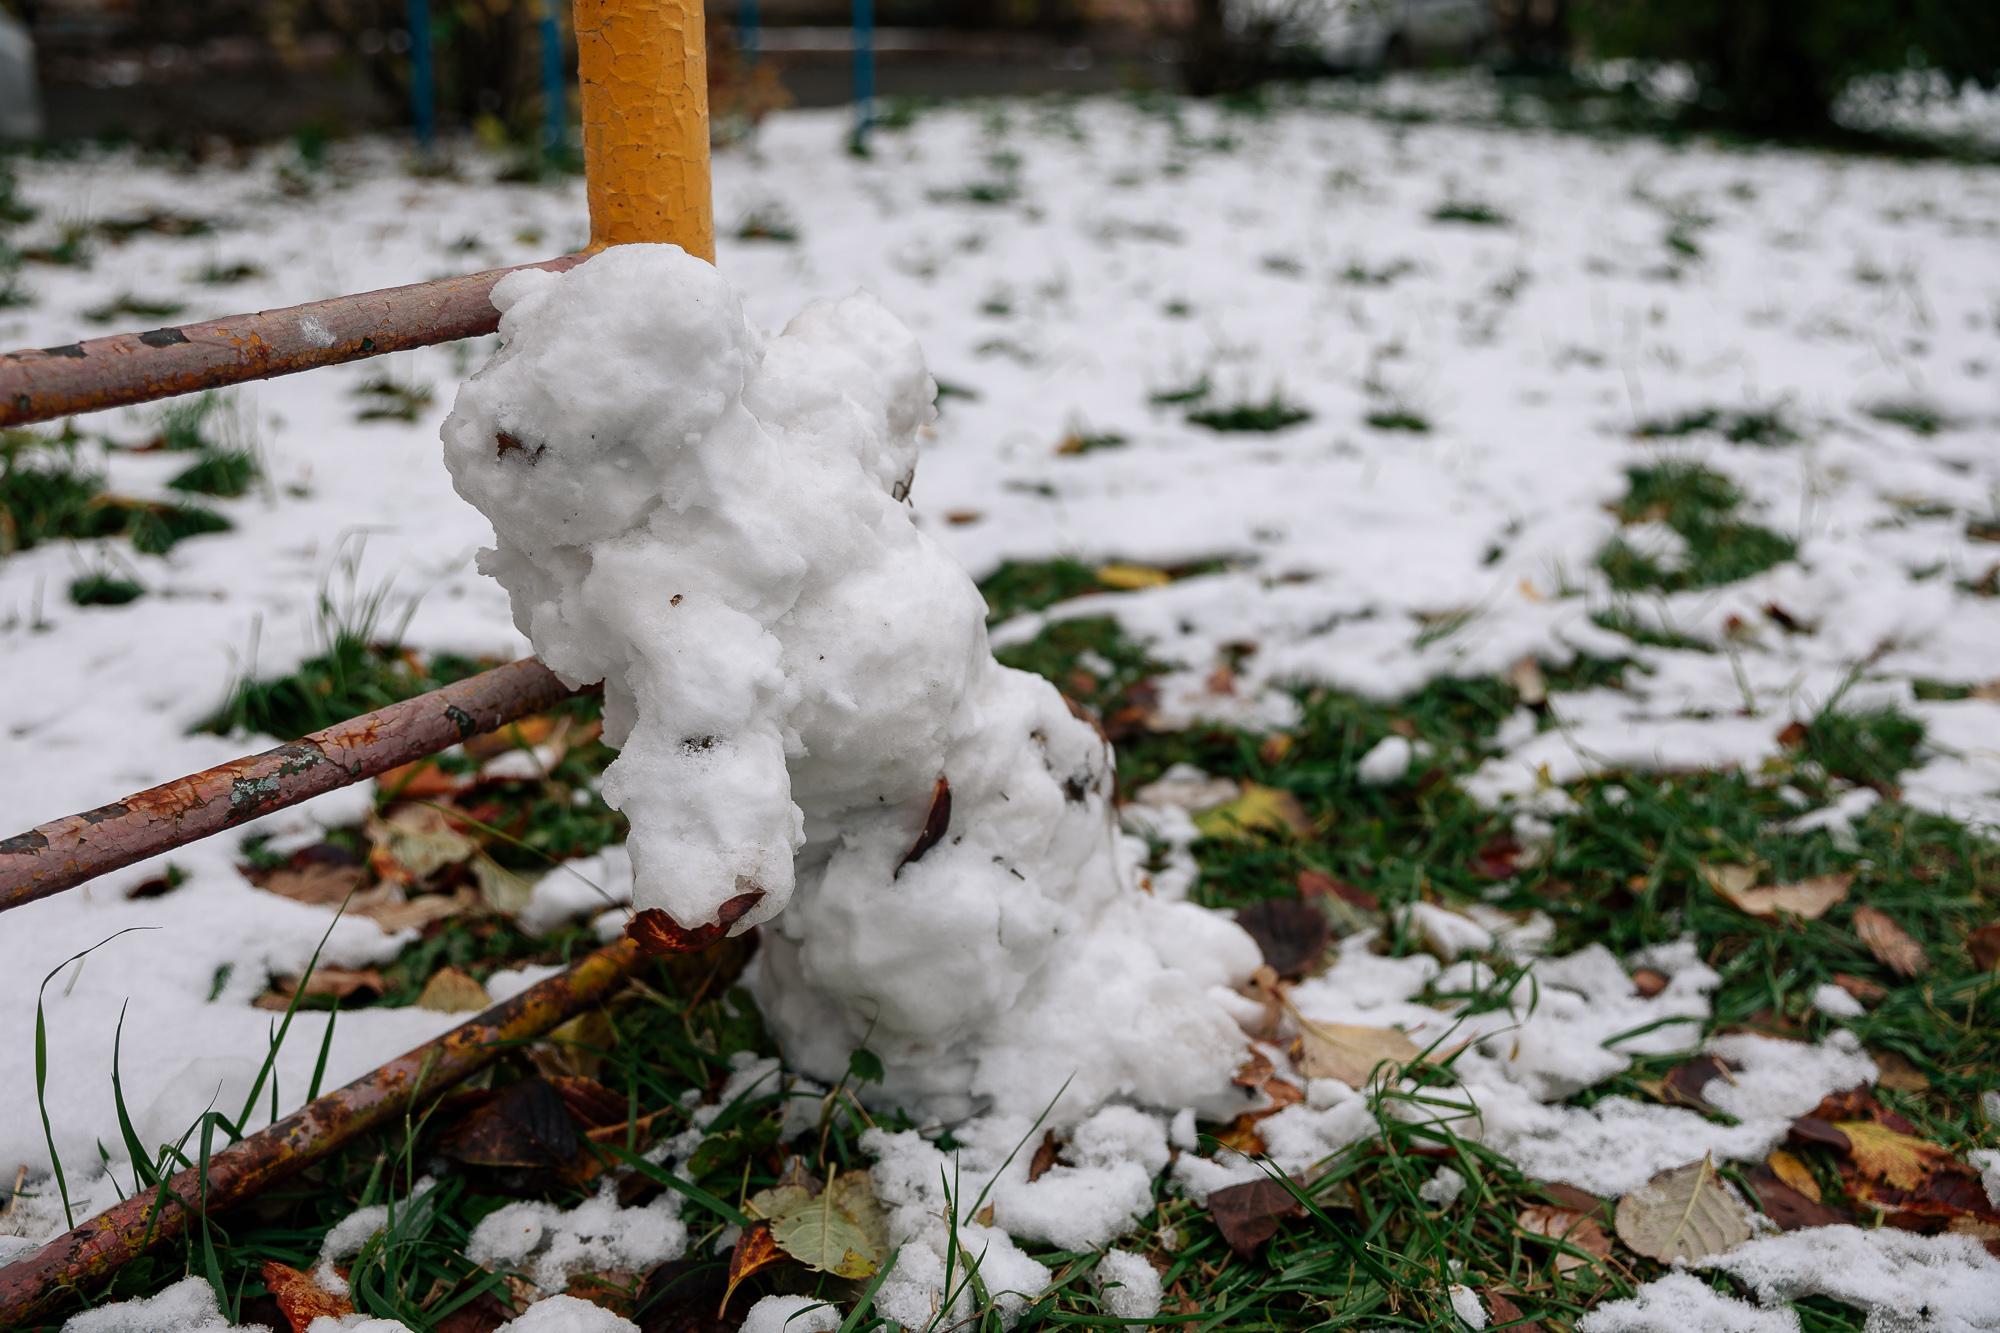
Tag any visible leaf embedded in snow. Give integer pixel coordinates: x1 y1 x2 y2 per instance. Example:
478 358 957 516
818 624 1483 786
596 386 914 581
724 1222 789 1312
1613 1157 1754 1263
767 1170 889 1278
1195 783 1313 841
260 1259 353 1333
1700 865 1850 921
253 854 368 907
895 775 952 876
1095 562 1172 590
1294 1013 1423 1088
1234 898 1332 978
1851 905 1928 976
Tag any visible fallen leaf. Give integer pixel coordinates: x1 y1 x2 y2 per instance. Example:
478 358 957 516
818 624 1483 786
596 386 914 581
1870 1049 1930 1093
367 804 478 884
1832 972 1888 1005
1613 1157 1754 1263
626 888 764 956
1776 719 1809 749
1481 1290 1546 1333
375 757 467 800
1294 1015 1422 1088
1837 1120 1960 1191
1508 655 1547 708
260 1259 352 1332
1234 899 1332 978
1028 1130 1063 1183
254 966 385 1010
1629 967 1669 997
255 857 369 907
1701 865 1850 921
944 509 982 525
1258 733 1294 765
1659 1054 1739 1112
1517 1205 1611 1273
354 884 478 932
438 1078 582 1172
1194 783 1312 841
1205 1176 1303 1259
416 966 492 1013
548 1075 625 1131
463 713 565 760
471 854 536 915
1297 869 1378 911
1095 562 1172 590
1533 1182 1608 1215
1852 906 1928 976
767 1171 890 1279
1766 1150 1821 1201
1742 1164 1846 1231
1966 921 2000 972
895 776 952 877
722 1223 789 1315
1472 834 1523 881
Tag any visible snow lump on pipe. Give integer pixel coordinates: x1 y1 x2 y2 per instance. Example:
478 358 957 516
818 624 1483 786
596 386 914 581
441 244 1260 1124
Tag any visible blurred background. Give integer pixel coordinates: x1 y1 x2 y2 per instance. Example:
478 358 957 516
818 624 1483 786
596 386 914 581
4 1 1997 154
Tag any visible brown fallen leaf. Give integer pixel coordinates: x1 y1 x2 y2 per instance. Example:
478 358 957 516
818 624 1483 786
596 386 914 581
895 776 952 877
1234 899 1332 979
626 888 764 956
722 1222 790 1315
1701 865 1850 921
1629 967 1669 998
1508 655 1548 708
1517 1205 1611 1273
1206 1176 1303 1259
1852 906 1928 977
1658 1054 1739 1112
416 966 492 1014
1613 1157 1754 1263
374 757 468 801
1482 1290 1546 1333
1297 869 1379 911
1870 1049 1930 1093
1742 1163 1847 1231
255 856 369 907
1967 921 2000 973
1293 1014 1422 1088
254 966 385 1010
438 1078 582 1173
260 1259 352 1333
1028 1130 1063 1183
367 804 478 885
1832 972 1889 1005
1472 834 1523 881
1533 1181 1608 1216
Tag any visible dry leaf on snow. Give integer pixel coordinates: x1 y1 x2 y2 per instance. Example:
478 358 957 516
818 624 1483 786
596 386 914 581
1700 865 1850 921
1294 1014 1422 1088
416 965 492 1013
367 804 478 884
1613 1157 1754 1263
1852 905 1928 976
254 966 385 1010
1095 562 1172 590
260 1259 352 1333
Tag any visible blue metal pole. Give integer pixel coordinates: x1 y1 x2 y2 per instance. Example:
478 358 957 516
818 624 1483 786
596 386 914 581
408 0 437 152
741 0 761 65
852 0 874 150
538 0 566 154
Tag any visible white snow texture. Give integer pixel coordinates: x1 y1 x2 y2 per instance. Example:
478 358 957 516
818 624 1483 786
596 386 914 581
441 245 1259 1123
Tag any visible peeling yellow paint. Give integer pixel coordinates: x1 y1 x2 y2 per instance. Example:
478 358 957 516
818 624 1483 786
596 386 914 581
574 0 716 260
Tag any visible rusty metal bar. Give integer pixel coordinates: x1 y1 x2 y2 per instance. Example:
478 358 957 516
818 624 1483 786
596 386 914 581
0 935 645 1328
0 658 585 914
0 255 585 429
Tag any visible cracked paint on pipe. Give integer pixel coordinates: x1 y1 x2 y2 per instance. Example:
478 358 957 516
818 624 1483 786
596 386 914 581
574 0 715 258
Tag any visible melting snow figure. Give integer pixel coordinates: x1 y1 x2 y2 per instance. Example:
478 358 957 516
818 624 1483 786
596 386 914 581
443 246 1256 1122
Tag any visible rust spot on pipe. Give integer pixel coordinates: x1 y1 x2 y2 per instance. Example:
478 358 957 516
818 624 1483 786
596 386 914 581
0 255 586 428
0 936 647 1327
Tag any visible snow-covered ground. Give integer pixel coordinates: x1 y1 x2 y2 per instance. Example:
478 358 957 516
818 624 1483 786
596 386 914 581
5 76 2000 1329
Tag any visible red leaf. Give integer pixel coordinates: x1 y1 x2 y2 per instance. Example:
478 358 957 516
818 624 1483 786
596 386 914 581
626 888 764 956
895 776 952 877
260 1260 352 1333
1743 1164 1848 1230
1206 1177 1303 1259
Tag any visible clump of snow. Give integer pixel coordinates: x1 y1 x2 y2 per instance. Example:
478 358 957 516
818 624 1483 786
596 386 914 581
1810 982 1865 1019
466 1180 686 1295
1356 735 1413 785
60 1276 267 1333
1447 1283 1487 1329
442 245 1260 1124
1972 1147 2000 1210
1419 1165 1467 1207
738 1295 841 1333
500 1296 640 1333
1091 1248 1163 1321
1705 1225 2000 1333
1577 1272 1797 1333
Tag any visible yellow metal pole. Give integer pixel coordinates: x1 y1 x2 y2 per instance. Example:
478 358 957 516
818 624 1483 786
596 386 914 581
573 0 716 260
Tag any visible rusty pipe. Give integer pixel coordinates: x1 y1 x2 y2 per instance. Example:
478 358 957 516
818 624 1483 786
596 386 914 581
0 658 586 913
0 255 585 429
0 935 645 1328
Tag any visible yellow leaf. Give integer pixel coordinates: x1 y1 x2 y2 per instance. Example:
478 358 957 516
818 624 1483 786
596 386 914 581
1096 563 1172 591
1833 1120 1944 1191
1766 1149 1821 1202
767 1170 890 1279
1195 783 1312 842
1700 865 1850 921
472 853 537 915
415 965 491 1014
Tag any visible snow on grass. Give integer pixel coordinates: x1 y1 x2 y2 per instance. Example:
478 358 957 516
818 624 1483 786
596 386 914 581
2 76 1999 1330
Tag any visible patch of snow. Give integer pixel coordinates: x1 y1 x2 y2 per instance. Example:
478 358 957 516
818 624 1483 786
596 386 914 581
738 1295 841 1333
466 1181 686 1296
1578 1271 1798 1333
1356 735 1413 785
59 1276 267 1332
1419 1165 1467 1206
1704 1225 2000 1333
1092 1248 1163 1321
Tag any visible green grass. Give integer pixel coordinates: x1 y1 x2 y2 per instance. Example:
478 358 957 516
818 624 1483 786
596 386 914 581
0 437 232 557
1863 399 1953 436
1364 408 1431 434
81 292 187 325
1188 394 1312 434
1429 200 1510 227
1634 405 1800 447
69 572 145 607
351 377 435 424
734 206 799 243
167 448 258 498
1597 462 1796 592
201 634 485 739
978 560 1105 622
